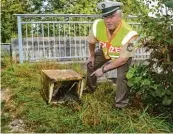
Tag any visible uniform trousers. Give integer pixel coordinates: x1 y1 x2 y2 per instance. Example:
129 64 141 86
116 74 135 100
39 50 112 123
87 49 132 108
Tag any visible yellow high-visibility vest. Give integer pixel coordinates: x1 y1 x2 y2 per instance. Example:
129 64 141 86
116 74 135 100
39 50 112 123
92 19 138 59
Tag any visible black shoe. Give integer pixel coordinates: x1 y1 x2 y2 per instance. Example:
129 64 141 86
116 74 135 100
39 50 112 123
114 107 122 110
113 103 131 110
113 105 122 110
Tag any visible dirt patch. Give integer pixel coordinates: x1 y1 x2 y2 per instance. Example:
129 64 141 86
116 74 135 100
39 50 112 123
8 119 26 133
1 88 11 102
1 88 27 133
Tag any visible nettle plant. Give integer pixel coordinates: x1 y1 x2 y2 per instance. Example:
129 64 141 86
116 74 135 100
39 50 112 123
127 0 173 114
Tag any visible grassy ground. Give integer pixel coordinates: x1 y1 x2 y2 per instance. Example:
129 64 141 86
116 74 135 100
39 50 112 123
1 61 173 133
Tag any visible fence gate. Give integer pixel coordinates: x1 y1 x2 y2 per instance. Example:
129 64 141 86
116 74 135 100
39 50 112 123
14 14 144 63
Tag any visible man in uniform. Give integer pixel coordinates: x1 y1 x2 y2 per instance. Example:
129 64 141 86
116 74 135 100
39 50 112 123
86 0 139 109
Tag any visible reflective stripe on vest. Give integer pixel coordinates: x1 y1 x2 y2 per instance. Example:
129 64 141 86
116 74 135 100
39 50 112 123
92 19 138 59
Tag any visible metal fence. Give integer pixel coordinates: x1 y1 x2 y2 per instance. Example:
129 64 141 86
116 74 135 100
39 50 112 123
14 14 148 63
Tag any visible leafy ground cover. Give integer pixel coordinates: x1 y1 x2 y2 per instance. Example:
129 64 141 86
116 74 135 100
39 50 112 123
1 61 173 133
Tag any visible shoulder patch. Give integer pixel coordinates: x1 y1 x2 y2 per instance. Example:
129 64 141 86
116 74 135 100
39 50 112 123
126 43 134 52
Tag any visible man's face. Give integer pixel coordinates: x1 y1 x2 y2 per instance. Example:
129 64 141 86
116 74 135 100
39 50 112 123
103 11 121 31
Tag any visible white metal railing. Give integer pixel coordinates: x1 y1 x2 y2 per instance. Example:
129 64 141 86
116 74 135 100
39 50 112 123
14 14 149 63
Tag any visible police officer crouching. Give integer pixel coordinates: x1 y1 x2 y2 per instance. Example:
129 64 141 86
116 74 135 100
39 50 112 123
86 0 139 109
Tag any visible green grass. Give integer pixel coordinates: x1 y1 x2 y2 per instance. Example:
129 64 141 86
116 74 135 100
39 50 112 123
1 61 173 133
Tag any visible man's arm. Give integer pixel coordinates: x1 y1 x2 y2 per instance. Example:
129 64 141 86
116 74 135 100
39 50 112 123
103 36 138 72
91 56 128 77
91 36 138 77
89 42 96 58
87 31 97 65
103 57 128 72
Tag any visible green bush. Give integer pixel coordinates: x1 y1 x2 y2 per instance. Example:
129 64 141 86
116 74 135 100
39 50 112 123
126 0 173 120
126 64 173 118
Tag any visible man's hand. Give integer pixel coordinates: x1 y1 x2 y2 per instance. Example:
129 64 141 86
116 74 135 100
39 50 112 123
90 68 104 77
87 56 95 66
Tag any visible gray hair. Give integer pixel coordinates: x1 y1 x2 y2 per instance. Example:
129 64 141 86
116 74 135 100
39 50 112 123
116 9 123 17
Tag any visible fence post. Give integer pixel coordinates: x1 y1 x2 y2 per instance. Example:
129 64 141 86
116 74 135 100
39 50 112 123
17 16 23 63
